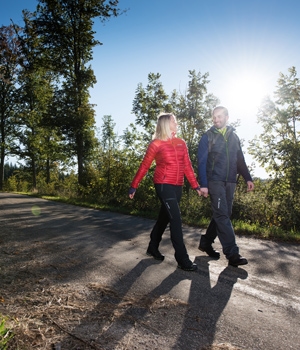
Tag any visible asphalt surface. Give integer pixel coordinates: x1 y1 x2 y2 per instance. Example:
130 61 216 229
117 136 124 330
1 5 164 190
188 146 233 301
0 192 299 349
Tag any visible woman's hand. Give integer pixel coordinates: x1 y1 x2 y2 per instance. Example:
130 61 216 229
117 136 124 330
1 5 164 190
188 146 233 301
195 186 202 196
128 187 136 199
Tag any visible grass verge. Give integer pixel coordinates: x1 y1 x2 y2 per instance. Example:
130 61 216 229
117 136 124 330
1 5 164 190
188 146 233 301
0 317 14 349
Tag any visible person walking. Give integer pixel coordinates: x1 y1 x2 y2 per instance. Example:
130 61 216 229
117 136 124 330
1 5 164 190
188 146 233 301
129 113 201 271
197 106 254 266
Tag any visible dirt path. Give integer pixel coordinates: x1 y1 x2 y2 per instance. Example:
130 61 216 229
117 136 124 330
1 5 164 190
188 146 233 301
0 193 299 349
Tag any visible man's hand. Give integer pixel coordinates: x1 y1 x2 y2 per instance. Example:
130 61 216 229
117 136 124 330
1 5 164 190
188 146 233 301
247 181 254 192
200 187 209 198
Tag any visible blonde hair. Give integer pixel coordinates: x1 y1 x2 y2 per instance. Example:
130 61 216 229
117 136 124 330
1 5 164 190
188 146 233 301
153 113 175 140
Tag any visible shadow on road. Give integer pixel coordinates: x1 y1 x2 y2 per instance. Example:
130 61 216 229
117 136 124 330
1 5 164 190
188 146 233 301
173 257 248 349
59 253 248 349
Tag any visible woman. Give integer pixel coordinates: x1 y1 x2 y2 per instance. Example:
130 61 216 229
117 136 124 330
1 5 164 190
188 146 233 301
129 113 201 271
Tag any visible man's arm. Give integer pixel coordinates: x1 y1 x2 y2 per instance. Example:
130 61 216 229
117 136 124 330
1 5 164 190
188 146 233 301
237 149 253 183
197 133 209 190
236 137 254 191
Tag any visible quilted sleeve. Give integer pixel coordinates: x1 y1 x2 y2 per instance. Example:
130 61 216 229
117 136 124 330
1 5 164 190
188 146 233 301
182 141 199 189
130 141 158 188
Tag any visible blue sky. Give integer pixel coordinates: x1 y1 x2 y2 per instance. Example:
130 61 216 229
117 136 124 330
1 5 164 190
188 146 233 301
2 0 300 177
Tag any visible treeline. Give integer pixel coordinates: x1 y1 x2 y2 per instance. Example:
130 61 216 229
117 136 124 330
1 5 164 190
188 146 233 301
1 1 300 235
3 68 300 236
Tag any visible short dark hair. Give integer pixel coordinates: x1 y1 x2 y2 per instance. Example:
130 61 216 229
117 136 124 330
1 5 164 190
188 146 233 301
212 106 228 116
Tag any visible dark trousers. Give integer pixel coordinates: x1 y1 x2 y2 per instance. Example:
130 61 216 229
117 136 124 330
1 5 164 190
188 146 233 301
149 184 190 265
201 181 239 258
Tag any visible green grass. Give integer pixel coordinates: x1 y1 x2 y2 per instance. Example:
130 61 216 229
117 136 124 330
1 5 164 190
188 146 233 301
233 220 300 242
31 193 160 219
0 317 14 350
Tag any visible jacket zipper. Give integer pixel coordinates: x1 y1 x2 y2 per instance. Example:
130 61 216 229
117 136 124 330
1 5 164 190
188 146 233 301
225 134 229 181
174 141 179 184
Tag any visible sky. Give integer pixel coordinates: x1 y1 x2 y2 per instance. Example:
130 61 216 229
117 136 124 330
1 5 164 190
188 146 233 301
2 0 300 178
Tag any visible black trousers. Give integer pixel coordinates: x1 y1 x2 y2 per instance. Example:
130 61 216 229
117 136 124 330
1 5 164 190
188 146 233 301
202 180 239 258
148 184 190 265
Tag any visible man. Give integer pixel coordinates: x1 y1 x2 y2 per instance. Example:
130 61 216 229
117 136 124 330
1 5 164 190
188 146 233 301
197 106 254 266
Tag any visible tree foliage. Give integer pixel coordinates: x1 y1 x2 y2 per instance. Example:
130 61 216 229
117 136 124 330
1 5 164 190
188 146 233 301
173 70 219 165
0 25 22 190
12 12 58 189
132 73 171 143
33 0 121 185
249 66 300 229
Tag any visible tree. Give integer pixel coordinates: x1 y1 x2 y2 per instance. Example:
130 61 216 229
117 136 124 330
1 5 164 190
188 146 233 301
0 25 22 190
99 115 119 192
34 0 121 186
13 11 56 189
249 67 300 185
132 72 171 143
248 66 300 229
172 70 219 165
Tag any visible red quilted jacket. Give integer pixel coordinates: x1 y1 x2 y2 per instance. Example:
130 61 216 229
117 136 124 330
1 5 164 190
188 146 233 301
131 137 199 189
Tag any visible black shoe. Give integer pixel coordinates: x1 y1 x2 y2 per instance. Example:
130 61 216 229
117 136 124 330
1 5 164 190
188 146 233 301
146 248 165 261
198 242 220 259
228 254 248 267
177 262 197 271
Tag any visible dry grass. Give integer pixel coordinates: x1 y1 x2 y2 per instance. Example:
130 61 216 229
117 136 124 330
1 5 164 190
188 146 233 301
201 344 242 350
2 279 190 349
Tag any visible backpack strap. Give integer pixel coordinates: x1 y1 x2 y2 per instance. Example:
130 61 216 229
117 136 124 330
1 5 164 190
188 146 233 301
207 130 216 153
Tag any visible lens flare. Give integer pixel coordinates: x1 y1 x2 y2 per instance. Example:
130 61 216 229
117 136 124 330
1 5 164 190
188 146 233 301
31 205 41 216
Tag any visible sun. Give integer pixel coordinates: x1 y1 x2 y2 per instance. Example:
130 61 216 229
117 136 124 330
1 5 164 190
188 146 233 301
224 73 268 112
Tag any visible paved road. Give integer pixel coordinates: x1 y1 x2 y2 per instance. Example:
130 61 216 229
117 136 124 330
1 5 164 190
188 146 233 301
0 193 299 349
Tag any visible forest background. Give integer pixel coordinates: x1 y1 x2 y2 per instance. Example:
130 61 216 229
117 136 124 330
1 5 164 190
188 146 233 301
1 0 300 244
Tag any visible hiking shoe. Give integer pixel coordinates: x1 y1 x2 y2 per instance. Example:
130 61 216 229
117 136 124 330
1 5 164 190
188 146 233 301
228 254 248 267
177 262 198 271
198 242 220 259
146 248 165 261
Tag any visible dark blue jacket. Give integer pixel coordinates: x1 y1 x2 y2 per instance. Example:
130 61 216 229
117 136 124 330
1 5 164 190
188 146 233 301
197 126 253 187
